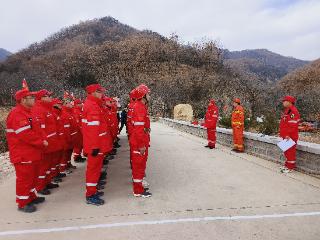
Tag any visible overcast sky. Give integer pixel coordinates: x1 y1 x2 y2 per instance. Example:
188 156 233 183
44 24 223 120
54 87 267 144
0 0 319 60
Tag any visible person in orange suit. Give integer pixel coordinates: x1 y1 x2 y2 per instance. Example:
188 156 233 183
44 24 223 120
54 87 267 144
231 98 245 152
279 96 300 173
204 99 219 149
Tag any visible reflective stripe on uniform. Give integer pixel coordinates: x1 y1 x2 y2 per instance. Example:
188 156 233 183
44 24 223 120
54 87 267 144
133 122 145 126
41 124 46 129
288 120 298 123
133 179 143 183
87 121 100 126
64 124 70 128
15 125 31 134
86 183 97 186
70 131 78 136
16 195 29 200
38 176 46 179
99 132 107 136
47 132 57 138
81 119 87 123
21 161 32 164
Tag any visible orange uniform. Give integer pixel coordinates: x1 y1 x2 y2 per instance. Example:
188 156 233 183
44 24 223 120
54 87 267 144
231 103 245 152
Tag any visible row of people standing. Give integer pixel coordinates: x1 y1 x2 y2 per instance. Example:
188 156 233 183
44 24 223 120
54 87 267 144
204 96 300 173
5 83 121 212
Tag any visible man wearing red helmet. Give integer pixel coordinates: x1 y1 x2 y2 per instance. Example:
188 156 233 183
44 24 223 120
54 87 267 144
231 98 245 152
82 84 112 205
129 84 152 198
32 90 61 195
204 99 219 149
6 89 48 213
279 96 300 173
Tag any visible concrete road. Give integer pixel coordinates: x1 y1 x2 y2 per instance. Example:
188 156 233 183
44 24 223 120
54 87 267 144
0 122 320 240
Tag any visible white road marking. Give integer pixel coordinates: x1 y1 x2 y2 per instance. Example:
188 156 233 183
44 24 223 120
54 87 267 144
1 211 320 236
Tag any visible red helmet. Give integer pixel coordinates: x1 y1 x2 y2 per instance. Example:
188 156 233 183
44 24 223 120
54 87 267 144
233 98 241 104
36 89 52 100
138 84 150 94
209 99 215 105
14 89 36 101
85 84 106 94
282 95 296 104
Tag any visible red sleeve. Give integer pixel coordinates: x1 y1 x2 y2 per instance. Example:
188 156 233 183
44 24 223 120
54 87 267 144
86 107 101 150
131 105 148 148
12 113 44 148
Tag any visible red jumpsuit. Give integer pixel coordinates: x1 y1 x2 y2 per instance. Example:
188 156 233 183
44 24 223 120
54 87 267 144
279 105 300 169
82 95 113 197
31 101 60 191
60 106 78 172
204 104 219 148
129 100 149 194
72 105 83 160
52 107 64 176
6 104 45 208
231 105 245 152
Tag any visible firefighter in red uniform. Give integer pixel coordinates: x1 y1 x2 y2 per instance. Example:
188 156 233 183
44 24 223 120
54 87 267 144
51 98 64 182
6 89 48 212
32 90 60 195
82 84 113 205
130 85 152 198
231 98 245 152
72 99 86 163
60 97 78 175
279 96 300 173
204 99 219 149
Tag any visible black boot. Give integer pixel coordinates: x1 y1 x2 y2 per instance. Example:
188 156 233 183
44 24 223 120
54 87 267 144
18 203 37 213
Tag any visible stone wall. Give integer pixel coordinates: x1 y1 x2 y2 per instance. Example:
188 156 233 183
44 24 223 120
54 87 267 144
159 118 320 175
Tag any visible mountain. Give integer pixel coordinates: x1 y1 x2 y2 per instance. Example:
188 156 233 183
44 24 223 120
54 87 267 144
223 49 309 83
277 59 320 119
0 16 317 120
0 48 11 62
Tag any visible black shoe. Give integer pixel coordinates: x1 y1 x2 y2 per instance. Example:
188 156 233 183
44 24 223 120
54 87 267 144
114 143 121 148
133 190 152 198
204 145 210 148
18 203 37 213
96 191 104 197
31 197 45 204
53 177 63 183
106 155 114 160
74 156 82 163
47 183 59 189
209 146 215 149
98 180 107 186
100 172 107 179
86 194 105 206
68 163 77 169
57 173 67 178
38 188 51 195
103 159 109 165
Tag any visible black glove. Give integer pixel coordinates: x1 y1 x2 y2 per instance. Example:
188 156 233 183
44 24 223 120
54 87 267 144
91 149 100 157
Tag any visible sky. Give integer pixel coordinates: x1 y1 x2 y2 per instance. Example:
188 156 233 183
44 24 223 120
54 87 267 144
0 0 319 61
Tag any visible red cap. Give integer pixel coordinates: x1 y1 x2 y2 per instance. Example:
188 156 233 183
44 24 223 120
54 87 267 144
282 95 296 104
209 99 215 105
129 88 138 99
85 84 106 94
36 89 52 100
14 89 36 101
52 98 62 105
233 98 241 104
138 84 150 94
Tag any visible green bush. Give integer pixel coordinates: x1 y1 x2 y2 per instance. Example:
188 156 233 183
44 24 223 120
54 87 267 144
0 121 8 153
257 112 279 135
219 115 232 128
